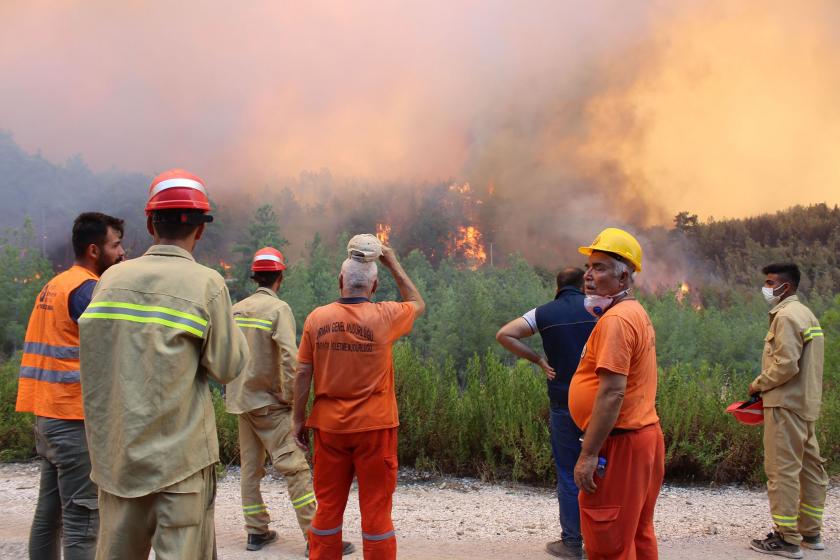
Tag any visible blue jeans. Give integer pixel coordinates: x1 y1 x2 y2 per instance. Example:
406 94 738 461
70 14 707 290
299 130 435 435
549 403 582 546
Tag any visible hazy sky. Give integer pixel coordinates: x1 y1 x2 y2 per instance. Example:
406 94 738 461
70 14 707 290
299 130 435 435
2 0 839 225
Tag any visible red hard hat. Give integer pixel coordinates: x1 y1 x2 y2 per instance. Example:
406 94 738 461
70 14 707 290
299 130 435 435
145 169 211 215
726 396 764 426
252 247 286 272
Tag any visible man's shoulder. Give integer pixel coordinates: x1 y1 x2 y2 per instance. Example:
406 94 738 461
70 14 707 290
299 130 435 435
775 299 818 327
99 255 226 301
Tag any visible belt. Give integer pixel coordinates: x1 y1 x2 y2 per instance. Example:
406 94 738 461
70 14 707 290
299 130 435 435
609 427 636 436
579 426 638 443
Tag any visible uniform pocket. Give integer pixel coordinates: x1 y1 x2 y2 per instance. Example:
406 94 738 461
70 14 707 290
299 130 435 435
384 455 398 494
158 472 205 528
580 505 622 556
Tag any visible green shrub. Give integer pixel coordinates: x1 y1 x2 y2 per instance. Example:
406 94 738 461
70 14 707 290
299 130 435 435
0 356 35 461
212 388 239 467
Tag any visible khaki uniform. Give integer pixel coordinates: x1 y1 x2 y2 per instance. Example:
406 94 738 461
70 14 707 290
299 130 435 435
79 245 249 559
751 295 827 544
227 287 316 537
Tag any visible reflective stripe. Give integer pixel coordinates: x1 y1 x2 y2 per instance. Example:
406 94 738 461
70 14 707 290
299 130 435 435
801 502 824 513
800 508 823 520
235 317 272 325
242 503 268 515
292 492 316 509
237 324 271 332
23 342 79 360
310 525 342 536
362 530 396 541
804 327 824 342
82 302 207 338
19 366 81 384
236 318 273 332
253 254 284 264
772 513 798 527
151 178 207 197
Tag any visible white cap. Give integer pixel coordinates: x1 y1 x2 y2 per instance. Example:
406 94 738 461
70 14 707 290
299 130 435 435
347 234 382 262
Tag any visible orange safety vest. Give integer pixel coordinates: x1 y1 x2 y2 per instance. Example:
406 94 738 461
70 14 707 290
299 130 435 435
16 265 98 419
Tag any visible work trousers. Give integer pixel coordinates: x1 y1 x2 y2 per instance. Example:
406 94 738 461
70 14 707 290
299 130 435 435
309 427 398 560
763 407 828 545
579 423 665 560
29 417 99 560
95 465 217 560
549 403 583 547
238 405 316 536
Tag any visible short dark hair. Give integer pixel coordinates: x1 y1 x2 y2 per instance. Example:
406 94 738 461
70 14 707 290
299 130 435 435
151 210 203 240
762 262 801 288
72 212 124 258
556 267 585 291
251 270 283 288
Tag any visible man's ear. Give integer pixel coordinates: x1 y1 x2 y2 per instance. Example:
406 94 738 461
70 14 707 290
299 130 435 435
339 273 344 292
87 243 100 262
195 223 205 240
371 278 378 295
146 216 155 236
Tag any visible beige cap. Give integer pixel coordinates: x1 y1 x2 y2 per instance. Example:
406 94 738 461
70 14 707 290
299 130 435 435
347 234 382 262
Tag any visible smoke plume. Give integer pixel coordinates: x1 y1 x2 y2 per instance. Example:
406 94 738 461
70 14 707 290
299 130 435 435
1 1 839 278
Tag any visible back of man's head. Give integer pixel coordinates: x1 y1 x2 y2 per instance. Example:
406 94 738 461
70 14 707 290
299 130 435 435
340 258 378 295
151 210 204 240
761 262 801 289
72 212 124 259
556 267 585 292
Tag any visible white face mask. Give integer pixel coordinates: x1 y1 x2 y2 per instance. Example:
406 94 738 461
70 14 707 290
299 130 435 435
584 289 629 317
762 283 787 306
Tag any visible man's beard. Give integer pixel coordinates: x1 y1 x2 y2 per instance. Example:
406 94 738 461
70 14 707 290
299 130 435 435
96 253 122 276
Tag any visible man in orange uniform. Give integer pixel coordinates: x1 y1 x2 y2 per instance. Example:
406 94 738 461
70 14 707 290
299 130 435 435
293 235 425 560
569 228 665 560
16 212 125 559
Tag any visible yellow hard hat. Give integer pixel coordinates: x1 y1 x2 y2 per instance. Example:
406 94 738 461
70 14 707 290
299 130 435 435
578 227 643 272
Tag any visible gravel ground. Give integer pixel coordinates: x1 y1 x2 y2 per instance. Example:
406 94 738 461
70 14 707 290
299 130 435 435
0 463 837 559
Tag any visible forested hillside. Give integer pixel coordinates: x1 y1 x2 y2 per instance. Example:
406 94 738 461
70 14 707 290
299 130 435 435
2 133 839 484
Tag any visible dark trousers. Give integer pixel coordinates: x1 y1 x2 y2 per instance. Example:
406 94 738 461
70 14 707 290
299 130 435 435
29 416 99 560
549 403 583 546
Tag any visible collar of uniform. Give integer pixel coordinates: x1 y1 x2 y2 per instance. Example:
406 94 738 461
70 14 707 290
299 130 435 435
555 286 583 300
256 286 278 298
144 244 196 261
770 294 799 316
337 297 370 304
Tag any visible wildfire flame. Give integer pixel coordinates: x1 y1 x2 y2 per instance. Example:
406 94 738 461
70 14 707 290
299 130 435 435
376 223 391 245
449 182 472 195
676 281 690 303
675 281 703 311
219 259 233 279
14 272 42 284
451 225 487 269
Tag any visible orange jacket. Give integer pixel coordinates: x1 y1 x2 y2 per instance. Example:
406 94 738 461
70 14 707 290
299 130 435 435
16 265 98 419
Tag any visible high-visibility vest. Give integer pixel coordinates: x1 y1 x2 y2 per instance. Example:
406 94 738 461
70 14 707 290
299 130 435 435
16 265 98 419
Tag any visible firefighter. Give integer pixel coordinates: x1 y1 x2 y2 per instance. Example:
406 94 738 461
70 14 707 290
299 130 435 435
79 169 250 559
226 247 354 555
17 212 125 560
570 228 665 560
748 263 827 558
293 236 425 560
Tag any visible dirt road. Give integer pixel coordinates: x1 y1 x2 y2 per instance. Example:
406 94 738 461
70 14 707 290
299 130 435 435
1 463 837 559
